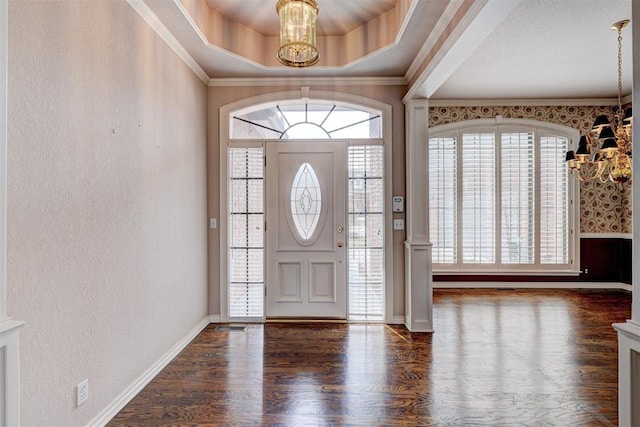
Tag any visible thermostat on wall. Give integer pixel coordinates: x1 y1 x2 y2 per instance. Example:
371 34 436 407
392 196 404 212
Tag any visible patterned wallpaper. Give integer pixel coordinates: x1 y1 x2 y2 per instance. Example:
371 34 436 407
428 105 632 234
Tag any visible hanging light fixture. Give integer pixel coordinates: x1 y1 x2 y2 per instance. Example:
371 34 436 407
276 0 319 67
565 20 633 183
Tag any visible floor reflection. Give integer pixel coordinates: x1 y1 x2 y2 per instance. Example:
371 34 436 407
108 289 630 426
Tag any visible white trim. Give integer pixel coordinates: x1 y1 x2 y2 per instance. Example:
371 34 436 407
0 320 24 427
405 0 522 101
209 315 221 324
429 117 582 135
405 0 465 82
613 321 640 427
428 98 623 107
429 118 581 274
434 281 632 291
208 77 407 87
88 317 211 427
434 270 580 276
580 232 632 239
390 316 406 325
219 90 394 324
126 0 209 84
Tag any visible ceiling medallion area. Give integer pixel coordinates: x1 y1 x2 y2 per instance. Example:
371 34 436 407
276 0 319 67
186 0 414 69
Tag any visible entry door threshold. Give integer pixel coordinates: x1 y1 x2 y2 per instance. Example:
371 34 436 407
266 318 347 323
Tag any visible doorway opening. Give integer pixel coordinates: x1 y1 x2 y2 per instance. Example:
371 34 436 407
221 95 391 322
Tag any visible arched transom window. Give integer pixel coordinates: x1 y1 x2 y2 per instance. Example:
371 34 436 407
230 101 382 139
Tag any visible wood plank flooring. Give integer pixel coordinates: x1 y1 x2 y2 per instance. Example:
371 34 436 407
108 289 631 426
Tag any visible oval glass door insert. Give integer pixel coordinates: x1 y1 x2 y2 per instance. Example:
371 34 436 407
290 163 322 240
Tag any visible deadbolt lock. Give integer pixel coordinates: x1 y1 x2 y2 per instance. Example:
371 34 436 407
337 226 344 233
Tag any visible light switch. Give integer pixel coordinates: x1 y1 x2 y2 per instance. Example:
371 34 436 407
209 218 217 229
393 219 404 230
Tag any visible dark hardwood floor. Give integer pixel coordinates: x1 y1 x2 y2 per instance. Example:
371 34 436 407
108 289 630 426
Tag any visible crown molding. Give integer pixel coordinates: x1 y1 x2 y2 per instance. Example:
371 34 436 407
428 98 624 107
126 0 209 84
208 76 407 87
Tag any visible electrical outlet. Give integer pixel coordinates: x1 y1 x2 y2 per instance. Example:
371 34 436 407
584 268 589 274
77 379 89 407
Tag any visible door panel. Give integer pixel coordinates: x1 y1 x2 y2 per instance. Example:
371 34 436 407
266 141 346 318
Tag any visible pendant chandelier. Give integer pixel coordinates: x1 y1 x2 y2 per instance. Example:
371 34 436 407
565 20 633 183
276 0 319 67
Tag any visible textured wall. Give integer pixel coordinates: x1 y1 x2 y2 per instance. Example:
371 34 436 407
7 1 208 425
429 105 632 234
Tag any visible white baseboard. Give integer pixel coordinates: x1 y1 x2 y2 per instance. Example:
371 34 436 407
390 316 405 325
434 281 632 291
88 316 211 427
209 314 221 323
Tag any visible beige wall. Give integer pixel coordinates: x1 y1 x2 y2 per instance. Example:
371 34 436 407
207 84 407 318
7 1 208 425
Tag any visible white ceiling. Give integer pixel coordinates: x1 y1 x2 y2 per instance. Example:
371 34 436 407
143 0 633 100
432 0 633 100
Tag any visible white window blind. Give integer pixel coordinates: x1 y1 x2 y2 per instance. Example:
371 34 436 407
462 132 495 264
429 136 457 263
228 147 264 318
348 145 384 321
501 132 535 264
428 122 575 272
539 135 570 264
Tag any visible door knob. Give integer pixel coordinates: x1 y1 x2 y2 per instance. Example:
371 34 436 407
337 240 344 247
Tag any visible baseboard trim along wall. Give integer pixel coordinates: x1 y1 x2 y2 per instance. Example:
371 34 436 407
434 281 632 291
88 316 211 427
391 316 406 325
209 314 221 323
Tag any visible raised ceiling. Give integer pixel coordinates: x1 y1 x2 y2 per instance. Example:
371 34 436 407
140 0 633 101
203 0 398 36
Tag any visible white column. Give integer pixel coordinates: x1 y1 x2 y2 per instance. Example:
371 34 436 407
613 3 640 425
403 99 433 332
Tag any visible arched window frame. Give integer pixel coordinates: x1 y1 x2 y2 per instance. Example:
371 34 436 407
230 98 382 140
428 117 580 274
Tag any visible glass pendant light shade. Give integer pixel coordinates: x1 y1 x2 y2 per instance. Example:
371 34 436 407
276 0 319 67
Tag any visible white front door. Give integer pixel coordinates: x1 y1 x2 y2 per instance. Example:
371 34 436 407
265 141 347 319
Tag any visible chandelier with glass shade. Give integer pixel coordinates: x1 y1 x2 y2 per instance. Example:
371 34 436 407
276 0 319 67
565 20 633 183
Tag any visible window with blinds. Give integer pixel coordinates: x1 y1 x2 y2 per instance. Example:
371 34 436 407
228 147 264 318
429 136 457 263
501 132 535 264
348 145 384 321
462 132 495 264
428 121 575 272
539 135 570 264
